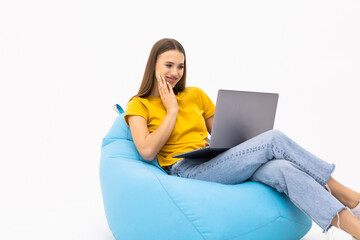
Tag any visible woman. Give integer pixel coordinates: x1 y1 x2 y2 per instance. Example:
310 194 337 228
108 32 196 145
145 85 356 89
124 38 360 239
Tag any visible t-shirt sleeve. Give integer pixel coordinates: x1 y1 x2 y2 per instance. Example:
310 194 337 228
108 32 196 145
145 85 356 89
124 98 149 127
198 88 215 119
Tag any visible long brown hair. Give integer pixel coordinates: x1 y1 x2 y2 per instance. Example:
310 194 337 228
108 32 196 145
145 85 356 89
133 38 187 98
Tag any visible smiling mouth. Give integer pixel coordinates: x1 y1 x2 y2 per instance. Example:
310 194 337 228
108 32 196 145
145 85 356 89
166 77 177 83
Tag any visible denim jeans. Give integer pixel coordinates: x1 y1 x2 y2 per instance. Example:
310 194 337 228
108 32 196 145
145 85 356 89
166 129 347 232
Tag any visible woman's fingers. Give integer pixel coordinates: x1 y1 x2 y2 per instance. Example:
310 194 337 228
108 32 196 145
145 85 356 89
168 81 175 95
161 76 175 95
158 75 172 96
157 75 166 96
161 76 171 93
157 75 176 100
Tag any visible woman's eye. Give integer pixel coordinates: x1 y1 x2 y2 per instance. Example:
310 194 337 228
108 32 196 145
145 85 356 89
166 64 184 69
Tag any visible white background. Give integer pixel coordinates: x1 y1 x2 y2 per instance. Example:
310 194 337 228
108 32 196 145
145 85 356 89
1 0 359 239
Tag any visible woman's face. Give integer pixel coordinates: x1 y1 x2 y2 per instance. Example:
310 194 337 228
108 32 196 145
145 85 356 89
155 50 185 88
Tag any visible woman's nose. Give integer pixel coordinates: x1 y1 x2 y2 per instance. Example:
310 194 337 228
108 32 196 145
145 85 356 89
171 67 179 76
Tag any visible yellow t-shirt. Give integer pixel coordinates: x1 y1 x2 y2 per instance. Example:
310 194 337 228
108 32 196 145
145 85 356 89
124 87 215 167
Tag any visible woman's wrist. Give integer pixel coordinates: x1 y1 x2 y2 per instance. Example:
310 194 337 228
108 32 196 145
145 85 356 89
166 108 178 116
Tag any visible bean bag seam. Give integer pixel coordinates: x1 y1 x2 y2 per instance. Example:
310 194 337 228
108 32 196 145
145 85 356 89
227 215 311 240
280 215 312 227
228 217 281 240
146 164 207 240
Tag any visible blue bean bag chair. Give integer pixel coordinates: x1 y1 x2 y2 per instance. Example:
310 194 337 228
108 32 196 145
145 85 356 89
99 104 312 240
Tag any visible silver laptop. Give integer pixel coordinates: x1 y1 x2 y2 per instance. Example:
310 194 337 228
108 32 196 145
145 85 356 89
172 89 279 159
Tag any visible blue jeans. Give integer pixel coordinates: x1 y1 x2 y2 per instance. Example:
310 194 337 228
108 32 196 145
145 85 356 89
166 129 347 232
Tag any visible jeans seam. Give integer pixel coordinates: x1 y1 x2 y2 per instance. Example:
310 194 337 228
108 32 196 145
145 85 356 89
233 144 269 159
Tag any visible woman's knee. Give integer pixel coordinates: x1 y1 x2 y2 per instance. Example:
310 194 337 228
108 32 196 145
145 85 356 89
271 129 287 139
263 129 288 143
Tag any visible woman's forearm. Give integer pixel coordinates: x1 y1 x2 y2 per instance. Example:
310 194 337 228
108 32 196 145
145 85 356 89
141 110 178 161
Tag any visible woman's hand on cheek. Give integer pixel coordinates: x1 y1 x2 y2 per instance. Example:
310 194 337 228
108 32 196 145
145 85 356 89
157 75 178 115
